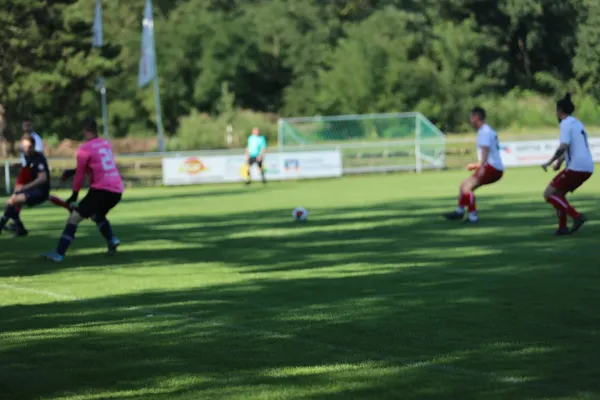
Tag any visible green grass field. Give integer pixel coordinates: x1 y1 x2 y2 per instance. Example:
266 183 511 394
1 169 600 400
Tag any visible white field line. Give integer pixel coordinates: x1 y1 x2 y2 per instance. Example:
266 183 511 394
0 283 75 300
0 282 585 395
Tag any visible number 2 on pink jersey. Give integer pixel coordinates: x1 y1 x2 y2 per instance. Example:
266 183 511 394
99 148 116 171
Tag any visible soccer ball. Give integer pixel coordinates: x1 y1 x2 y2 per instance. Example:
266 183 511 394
292 207 308 222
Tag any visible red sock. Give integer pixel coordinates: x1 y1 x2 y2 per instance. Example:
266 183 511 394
458 191 465 208
547 195 580 219
466 192 477 213
547 196 564 227
15 205 21 215
459 191 472 208
556 209 567 229
461 192 476 212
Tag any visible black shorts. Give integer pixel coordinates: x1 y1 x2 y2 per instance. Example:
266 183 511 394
76 189 122 219
22 188 49 207
248 157 263 168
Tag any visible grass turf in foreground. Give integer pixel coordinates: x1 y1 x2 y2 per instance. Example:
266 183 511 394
1 168 599 400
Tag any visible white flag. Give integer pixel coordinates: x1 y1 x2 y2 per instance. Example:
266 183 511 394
138 0 156 88
92 0 102 47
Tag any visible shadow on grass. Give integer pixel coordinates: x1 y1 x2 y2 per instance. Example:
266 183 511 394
1 194 599 399
2 194 598 277
121 183 278 204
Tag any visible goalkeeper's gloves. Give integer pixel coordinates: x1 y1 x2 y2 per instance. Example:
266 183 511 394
60 168 76 182
66 191 79 205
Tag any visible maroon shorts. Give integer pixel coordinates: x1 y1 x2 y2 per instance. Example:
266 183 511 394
473 164 503 185
551 169 592 193
15 167 32 186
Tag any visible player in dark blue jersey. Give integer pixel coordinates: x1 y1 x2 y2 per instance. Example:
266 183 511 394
0 134 50 237
6 117 45 232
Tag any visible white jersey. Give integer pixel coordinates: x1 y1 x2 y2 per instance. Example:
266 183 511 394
19 131 44 167
560 116 594 173
476 124 504 171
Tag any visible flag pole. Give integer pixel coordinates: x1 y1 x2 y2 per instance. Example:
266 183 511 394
149 18 165 153
93 0 109 140
152 76 165 152
139 0 165 152
100 84 109 140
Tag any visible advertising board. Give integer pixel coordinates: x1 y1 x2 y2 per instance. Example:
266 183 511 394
500 138 600 167
162 150 343 186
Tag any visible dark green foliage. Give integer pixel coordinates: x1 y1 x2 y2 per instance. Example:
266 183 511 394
1 0 599 147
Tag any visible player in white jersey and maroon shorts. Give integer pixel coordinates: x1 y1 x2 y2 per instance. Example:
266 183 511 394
541 93 592 236
444 107 504 223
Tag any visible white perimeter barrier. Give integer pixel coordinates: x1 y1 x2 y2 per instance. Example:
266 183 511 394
162 150 342 186
6 140 600 192
501 138 600 167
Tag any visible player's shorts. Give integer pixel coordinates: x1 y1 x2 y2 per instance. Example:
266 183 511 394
15 167 32 186
76 188 122 219
473 164 503 185
22 188 49 207
248 156 263 168
550 169 592 193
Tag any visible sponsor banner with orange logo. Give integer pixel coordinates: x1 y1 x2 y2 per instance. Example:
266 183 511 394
162 155 229 185
162 150 342 185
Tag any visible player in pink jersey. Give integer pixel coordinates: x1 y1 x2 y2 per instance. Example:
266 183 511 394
42 118 124 262
541 93 592 235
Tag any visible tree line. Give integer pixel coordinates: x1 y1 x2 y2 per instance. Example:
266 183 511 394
1 0 599 150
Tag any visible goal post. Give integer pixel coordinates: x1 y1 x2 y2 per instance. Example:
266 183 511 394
3 160 11 194
277 112 445 174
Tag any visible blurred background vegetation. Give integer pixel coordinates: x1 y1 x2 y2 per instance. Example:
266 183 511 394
1 0 600 153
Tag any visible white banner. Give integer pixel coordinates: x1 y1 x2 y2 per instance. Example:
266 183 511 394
278 151 342 180
500 138 600 167
222 154 282 182
162 150 342 186
162 156 228 185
